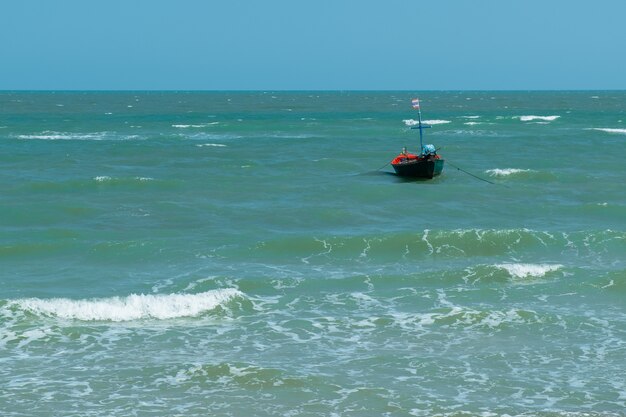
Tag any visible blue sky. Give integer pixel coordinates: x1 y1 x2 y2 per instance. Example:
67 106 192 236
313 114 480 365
1 0 625 90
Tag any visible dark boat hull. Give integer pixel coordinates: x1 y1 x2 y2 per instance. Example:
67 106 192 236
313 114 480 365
392 158 444 179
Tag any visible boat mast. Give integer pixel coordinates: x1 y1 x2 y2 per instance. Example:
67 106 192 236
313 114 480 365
411 98 430 154
416 101 424 152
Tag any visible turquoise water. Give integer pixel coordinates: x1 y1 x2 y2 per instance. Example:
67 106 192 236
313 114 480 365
1 91 625 416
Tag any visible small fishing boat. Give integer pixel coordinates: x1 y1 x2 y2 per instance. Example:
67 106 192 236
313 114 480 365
391 98 444 179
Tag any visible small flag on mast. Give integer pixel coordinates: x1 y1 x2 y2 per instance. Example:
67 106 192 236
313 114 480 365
412 98 420 110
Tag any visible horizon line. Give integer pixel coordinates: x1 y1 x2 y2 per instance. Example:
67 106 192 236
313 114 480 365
2 88 625 93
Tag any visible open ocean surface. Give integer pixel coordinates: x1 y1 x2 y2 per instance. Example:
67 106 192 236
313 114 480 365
1 91 625 417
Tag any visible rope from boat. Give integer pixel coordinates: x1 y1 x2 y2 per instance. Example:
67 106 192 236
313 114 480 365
446 160 499 185
376 161 391 171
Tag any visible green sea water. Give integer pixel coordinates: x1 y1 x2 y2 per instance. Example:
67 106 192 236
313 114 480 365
1 91 625 416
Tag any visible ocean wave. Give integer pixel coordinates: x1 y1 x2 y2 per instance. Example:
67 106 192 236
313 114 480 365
160 362 296 387
196 143 227 147
6 289 243 322
588 128 626 135
422 307 542 329
485 168 534 177
172 122 220 128
14 131 140 141
494 263 563 278
384 301 550 331
403 119 451 126
177 133 244 140
250 229 625 266
515 115 560 122
93 176 154 183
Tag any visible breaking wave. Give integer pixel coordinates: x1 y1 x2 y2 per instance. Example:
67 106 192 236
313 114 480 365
196 143 227 147
515 115 560 122
403 119 451 126
486 168 534 177
14 131 140 141
93 176 154 183
588 128 626 135
494 263 563 278
172 122 220 128
6 289 243 322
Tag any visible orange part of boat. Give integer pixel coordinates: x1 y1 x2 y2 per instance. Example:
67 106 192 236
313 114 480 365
391 153 440 164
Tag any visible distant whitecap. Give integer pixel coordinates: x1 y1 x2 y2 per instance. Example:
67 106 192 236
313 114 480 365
15 131 139 141
588 128 626 135
172 122 219 128
485 168 533 177
515 115 560 122
196 143 227 147
403 119 451 126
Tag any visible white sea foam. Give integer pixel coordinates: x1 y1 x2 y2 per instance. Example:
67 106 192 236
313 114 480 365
93 176 154 182
461 115 480 119
403 119 451 126
588 128 626 135
15 131 139 141
485 168 533 177
495 263 563 278
178 133 243 141
196 143 227 147
516 115 560 122
172 122 219 128
424 119 452 125
17 132 106 141
8 289 243 322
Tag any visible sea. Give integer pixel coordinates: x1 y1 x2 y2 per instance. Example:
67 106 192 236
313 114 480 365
1 91 625 417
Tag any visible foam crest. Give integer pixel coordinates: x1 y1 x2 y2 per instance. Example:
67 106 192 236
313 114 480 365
404 119 451 126
172 122 219 128
93 176 154 183
9 289 243 322
588 128 626 135
15 131 140 141
196 143 227 147
495 263 563 278
424 119 452 125
486 168 533 177
516 115 560 122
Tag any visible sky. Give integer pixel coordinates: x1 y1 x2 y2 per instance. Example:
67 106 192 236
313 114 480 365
1 0 625 90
